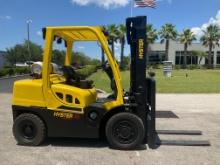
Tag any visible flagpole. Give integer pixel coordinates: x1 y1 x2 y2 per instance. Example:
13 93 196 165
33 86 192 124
130 0 133 17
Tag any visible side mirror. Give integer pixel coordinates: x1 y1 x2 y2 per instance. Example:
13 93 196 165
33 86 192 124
57 38 62 44
102 29 109 37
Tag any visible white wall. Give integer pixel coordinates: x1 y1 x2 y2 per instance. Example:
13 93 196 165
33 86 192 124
149 41 220 65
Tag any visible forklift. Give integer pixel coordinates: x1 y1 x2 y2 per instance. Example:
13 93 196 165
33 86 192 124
12 16 209 150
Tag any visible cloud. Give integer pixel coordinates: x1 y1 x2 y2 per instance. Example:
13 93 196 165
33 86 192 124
191 27 203 39
157 0 173 5
71 0 173 9
114 41 122 61
77 46 85 49
115 41 121 51
115 52 120 61
191 10 220 39
5 16 11 20
36 31 42 37
0 15 12 20
167 0 172 4
71 0 129 9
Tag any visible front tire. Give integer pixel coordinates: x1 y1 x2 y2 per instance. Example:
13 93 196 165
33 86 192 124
105 112 145 150
13 113 46 146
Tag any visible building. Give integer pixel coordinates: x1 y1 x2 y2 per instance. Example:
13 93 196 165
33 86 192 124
0 51 6 69
148 41 220 65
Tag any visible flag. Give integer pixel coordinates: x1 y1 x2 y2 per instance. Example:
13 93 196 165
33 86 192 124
134 0 156 8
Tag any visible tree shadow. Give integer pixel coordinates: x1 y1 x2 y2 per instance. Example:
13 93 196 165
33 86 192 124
43 137 108 148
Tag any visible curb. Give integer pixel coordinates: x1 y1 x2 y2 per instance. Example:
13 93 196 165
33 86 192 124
0 74 30 80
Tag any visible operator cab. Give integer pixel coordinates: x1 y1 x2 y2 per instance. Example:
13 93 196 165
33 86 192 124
28 26 123 113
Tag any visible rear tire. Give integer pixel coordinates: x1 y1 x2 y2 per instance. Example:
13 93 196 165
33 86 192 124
13 113 46 146
105 112 144 150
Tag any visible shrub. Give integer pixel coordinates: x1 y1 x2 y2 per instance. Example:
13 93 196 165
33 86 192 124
188 65 199 70
0 67 30 77
174 65 181 70
0 69 7 77
3 65 13 69
8 68 15 76
76 65 97 78
215 64 220 69
0 68 11 77
15 67 30 74
148 64 163 69
15 68 24 75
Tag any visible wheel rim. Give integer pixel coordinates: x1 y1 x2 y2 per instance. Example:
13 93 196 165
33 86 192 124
19 121 37 139
113 120 138 144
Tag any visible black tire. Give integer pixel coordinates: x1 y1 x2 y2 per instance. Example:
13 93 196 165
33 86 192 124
13 113 46 146
105 112 145 150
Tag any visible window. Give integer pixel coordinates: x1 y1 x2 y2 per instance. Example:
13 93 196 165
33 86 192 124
148 51 165 64
175 51 184 65
217 52 220 64
175 51 198 65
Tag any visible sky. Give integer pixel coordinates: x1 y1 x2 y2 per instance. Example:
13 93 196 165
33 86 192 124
0 0 220 60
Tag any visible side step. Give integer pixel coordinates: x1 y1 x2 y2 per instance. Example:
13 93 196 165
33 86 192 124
157 140 210 146
157 130 202 135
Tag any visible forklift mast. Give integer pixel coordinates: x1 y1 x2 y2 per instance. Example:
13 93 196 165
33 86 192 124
125 16 210 149
126 16 147 116
126 16 156 148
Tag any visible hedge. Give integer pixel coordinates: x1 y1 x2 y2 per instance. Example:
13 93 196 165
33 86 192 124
0 65 97 78
0 67 30 78
76 65 97 78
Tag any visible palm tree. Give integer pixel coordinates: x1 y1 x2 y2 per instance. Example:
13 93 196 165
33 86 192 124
117 24 126 69
107 24 119 57
179 29 196 69
101 26 107 65
159 23 178 61
147 24 158 45
146 24 158 64
200 24 220 69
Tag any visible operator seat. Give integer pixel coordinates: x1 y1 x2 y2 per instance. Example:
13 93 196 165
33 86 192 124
62 66 93 89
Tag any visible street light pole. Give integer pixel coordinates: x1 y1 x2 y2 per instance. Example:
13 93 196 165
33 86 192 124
26 19 32 62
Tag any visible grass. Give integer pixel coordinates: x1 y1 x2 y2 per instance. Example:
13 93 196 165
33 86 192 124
90 69 220 93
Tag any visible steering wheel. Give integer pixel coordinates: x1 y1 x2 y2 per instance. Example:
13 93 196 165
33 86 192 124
62 66 81 83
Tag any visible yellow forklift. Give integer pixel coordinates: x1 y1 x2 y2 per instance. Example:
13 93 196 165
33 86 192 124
12 16 209 149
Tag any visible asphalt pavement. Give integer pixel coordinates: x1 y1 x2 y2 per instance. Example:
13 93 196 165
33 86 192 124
0 76 29 93
0 77 220 165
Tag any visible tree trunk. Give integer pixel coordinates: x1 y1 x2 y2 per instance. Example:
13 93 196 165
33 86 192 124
183 43 188 69
199 57 201 65
120 39 125 69
13 53 17 67
101 48 105 65
147 42 149 66
208 43 212 69
165 39 169 61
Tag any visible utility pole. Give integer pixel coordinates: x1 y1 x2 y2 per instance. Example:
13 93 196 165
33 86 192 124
26 19 32 63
